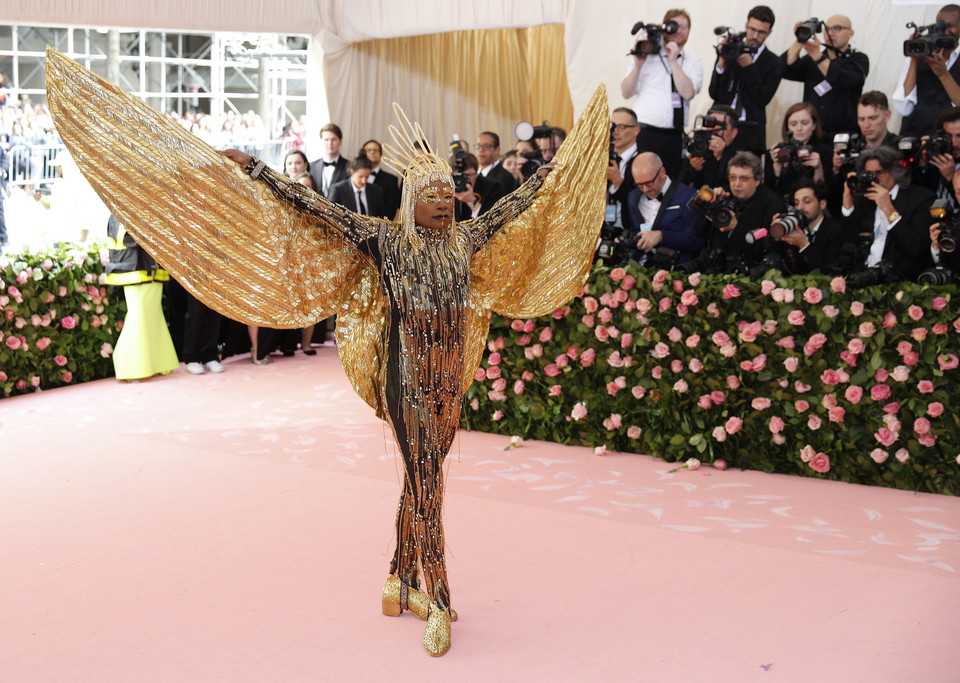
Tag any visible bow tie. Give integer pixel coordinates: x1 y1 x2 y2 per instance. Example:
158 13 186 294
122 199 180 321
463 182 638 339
322 160 337 167
655 193 664 202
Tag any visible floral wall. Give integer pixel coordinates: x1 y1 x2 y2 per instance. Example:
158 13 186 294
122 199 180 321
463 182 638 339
1 246 122 396
461 264 960 496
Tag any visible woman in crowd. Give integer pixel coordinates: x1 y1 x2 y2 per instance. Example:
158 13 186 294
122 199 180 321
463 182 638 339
765 102 832 196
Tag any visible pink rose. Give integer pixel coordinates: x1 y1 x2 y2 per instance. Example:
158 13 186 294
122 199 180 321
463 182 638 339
917 380 935 394
631 385 646 399
850 301 864 316
522 371 534 381
752 354 766 371
803 287 823 304
809 453 831 473
902 351 919 366
685 334 700 348
896 448 911 463
594 326 610 342
914 417 931 435
548 384 562 397
61 315 77 330
883 402 901 415
598 308 613 323
777 336 796 350
5 335 22 350
54 355 68 367
870 384 891 401
794 399 809 413
740 321 761 342
513 380 525 396
570 402 588 421
762 320 778 334
800 445 816 462
651 342 670 360
769 416 785 434
882 311 897 329
0 371 5 381
725 416 743 434
627 425 642 440
821 369 840 385
783 357 799 373
580 348 596 367
522 320 536 333
609 267 626 283
858 322 876 338
726 375 740 389
658 297 672 313
919 434 938 447
710 390 726 405
581 315 595 329
680 290 698 307
63 372 75 384
874 368 889 382
722 283 741 299
697 395 713 409
620 333 633 349
928 402 944 417
908 305 923 321
938 353 959 371
672 279 684 294
622 275 637 291
474 368 487 382
583 296 599 313
539 328 553 343
875 428 897 447
931 296 948 311
673 379 689 393
544 364 560 377
510 319 525 332
651 366 663 379
604 413 623 430
830 276 846 293
667 327 683 342
607 351 625 368
488 352 501 366
844 386 863 404
30 375 41 388
712 331 731 346
606 381 621 396
740 359 754 372
556 354 570 368
870 448 889 464
787 310 805 326
492 410 504 421
828 406 845 423
761 279 776 295
712 426 728 442
492 378 507 392
636 298 652 314
807 415 822 430
891 366 910 382
795 381 811 393
752 397 772 410
911 327 928 342
687 272 701 287
933 322 949 335
689 358 704 373
670 359 683 373
15 379 26 391
486 366 502 380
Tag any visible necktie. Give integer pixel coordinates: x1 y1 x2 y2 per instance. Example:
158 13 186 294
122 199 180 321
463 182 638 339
356 190 367 215
323 160 336 167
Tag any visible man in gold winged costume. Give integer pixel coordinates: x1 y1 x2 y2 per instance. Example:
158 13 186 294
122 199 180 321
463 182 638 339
45 48 608 657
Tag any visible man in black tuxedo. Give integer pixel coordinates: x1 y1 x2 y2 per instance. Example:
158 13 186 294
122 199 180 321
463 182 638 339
708 5 782 157
362 138 401 219
779 179 845 274
705 151 785 267
678 104 740 190
475 131 517 213
328 156 388 219
841 146 936 282
624 152 704 264
310 123 349 197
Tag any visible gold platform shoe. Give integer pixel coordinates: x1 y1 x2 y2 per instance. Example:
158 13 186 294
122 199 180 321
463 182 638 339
382 574 458 621
422 602 452 657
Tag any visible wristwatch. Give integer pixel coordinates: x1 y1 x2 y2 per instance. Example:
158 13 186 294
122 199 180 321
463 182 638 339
887 211 901 224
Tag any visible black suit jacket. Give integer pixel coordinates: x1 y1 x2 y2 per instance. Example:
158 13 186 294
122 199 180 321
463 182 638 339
328 179 388 219
609 149 639 227
708 184 785 264
793 215 845 274
371 168 402 220
310 157 349 198
479 163 518 214
842 183 936 281
709 48 781 154
778 49 869 136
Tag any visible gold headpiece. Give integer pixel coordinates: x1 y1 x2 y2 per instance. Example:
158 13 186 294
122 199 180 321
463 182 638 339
381 103 454 239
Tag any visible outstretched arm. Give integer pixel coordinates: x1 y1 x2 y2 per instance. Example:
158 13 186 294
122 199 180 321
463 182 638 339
465 166 549 251
222 150 378 247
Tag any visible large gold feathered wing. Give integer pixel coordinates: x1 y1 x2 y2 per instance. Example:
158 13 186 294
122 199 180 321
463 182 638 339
44 47 377 329
460 85 609 393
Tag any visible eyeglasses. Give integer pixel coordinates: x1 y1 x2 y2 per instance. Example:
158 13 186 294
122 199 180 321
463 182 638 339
745 26 770 38
611 123 639 131
635 168 663 188
475 143 496 150
825 25 851 33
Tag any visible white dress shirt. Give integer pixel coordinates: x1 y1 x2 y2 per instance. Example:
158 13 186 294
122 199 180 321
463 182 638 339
625 49 703 128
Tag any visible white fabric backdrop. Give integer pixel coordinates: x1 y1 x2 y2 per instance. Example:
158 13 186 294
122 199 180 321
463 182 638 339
2 1 948 151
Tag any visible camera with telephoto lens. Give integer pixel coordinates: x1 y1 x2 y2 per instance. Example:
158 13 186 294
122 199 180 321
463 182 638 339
678 246 728 274
449 136 468 193
629 20 679 56
515 121 552 179
646 246 681 270
596 224 645 265
745 207 808 244
930 198 960 253
686 185 741 228
714 26 760 61
846 260 896 289
918 266 959 285
834 133 866 175
845 170 878 198
773 137 814 170
904 20 958 57
795 18 825 42
923 129 954 158
685 115 723 157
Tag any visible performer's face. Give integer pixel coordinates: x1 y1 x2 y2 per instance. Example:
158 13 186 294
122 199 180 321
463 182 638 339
414 180 454 233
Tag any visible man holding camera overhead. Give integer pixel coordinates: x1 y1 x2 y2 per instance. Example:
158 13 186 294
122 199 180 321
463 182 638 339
779 15 869 139
621 8 702 178
893 4 960 137
708 5 781 158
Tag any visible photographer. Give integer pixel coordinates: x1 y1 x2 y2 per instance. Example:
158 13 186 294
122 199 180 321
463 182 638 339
449 151 490 220
678 104 739 189
779 15 869 138
766 103 832 196
779 179 845 274
913 105 960 206
621 8 703 177
894 4 960 137
708 5 782 157
607 107 642 229
928 171 960 278
623 152 703 265
841 146 936 282
704 151 785 266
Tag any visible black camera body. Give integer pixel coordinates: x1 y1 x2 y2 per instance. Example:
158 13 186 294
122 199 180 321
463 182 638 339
847 260 896 289
685 115 723 157
918 266 959 285
449 137 468 193
629 20 679 56
795 18 825 43
774 137 814 170
746 207 808 244
520 150 546 180
924 129 954 158
834 132 866 175
904 20 958 57
686 185 741 228
899 137 922 165
846 170 879 198
714 26 760 61
930 197 960 253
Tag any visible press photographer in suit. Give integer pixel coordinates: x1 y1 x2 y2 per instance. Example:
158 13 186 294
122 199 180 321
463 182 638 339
841 146 936 282
623 152 704 264
778 179 845 274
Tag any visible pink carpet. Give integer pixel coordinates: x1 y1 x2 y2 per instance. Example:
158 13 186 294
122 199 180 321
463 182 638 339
2 346 958 681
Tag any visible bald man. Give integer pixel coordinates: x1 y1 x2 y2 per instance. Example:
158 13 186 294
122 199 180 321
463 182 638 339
624 152 704 264
780 14 869 138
